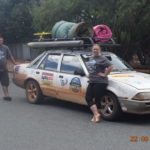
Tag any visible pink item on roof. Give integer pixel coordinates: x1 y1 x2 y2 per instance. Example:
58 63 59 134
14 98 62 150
93 24 112 42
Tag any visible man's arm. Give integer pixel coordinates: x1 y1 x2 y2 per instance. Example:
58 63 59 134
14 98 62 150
97 65 113 77
10 55 16 65
104 65 113 76
7 46 16 65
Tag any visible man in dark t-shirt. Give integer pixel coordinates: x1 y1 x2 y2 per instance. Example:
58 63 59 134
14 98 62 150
0 35 16 101
86 54 111 84
85 44 113 123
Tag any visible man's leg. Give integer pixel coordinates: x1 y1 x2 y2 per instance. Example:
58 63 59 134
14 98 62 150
2 86 10 97
85 83 94 107
86 83 101 123
94 83 107 109
1 70 11 101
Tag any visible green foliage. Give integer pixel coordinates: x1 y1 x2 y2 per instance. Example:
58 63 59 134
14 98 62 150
0 0 34 43
0 0 149 62
114 0 150 60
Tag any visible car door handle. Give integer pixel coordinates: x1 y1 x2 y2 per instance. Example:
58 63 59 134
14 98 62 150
36 71 40 74
59 75 63 78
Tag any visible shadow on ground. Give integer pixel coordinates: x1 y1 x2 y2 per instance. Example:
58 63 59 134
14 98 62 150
38 97 150 125
41 97 90 114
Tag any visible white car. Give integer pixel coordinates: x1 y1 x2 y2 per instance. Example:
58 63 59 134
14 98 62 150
13 43 150 121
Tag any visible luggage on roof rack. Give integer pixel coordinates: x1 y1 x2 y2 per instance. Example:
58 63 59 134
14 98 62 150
51 21 89 38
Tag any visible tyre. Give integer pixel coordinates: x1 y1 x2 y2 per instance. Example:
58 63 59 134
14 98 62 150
25 80 42 104
100 92 122 121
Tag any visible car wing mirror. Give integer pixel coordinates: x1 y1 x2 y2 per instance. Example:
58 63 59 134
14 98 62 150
106 56 112 61
74 69 85 76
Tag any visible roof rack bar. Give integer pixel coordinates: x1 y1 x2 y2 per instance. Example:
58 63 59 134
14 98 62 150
28 40 84 48
29 37 120 49
34 37 114 42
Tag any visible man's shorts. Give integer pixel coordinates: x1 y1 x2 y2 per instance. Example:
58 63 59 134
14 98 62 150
0 70 9 86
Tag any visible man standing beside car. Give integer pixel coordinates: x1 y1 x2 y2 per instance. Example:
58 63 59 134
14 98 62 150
0 35 16 101
86 44 113 123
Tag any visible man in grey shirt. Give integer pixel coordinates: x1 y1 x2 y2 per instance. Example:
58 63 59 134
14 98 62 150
0 35 16 101
87 53 111 84
86 44 113 123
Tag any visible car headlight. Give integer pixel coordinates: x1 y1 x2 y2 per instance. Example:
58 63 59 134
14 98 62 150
132 92 150 101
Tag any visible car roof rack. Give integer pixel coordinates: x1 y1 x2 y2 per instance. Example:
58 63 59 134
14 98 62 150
28 40 84 48
27 37 120 49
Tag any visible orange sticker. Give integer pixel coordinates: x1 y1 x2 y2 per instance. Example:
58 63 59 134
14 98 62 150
111 74 134 78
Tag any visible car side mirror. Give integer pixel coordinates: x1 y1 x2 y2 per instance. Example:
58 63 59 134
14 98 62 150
74 69 85 76
106 56 112 61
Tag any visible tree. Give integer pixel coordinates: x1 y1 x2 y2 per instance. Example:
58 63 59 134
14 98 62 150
0 0 149 64
113 0 150 62
0 0 34 43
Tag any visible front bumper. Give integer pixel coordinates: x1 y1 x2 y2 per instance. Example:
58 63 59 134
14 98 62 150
119 98 150 114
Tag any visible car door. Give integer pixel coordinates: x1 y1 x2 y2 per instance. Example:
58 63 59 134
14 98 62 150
56 54 88 105
37 53 61 97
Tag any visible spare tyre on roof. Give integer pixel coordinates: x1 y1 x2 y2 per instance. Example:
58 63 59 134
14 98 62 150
52 20 89 38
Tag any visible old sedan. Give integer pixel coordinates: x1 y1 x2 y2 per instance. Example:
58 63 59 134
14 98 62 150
13 43 150 121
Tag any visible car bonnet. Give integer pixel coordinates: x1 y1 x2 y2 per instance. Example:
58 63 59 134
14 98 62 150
109 72 150 90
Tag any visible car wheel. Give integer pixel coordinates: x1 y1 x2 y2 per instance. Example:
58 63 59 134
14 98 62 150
100 92 122 121
25 80 42 104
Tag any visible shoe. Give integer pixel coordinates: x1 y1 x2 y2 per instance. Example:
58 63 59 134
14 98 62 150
3 96 12 101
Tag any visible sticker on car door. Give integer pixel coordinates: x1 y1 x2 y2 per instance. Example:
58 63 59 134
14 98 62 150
69 77 81 93
41 72 54 85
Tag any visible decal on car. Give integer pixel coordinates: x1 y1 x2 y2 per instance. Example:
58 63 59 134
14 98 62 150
14 66 20 73
41 72 54 85
60 78 68 86
70 77 81 93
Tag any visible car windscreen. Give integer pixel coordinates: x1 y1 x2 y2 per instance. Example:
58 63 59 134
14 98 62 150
28 52 46 68
81 54 133 72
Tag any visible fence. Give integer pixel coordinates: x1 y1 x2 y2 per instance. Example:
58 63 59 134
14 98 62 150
8 43 42 60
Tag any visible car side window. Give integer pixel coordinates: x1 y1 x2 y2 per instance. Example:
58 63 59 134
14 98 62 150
39 54 61 71
60 55 84 75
